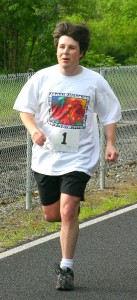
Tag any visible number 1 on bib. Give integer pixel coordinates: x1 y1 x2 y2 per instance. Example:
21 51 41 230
61 132 67 145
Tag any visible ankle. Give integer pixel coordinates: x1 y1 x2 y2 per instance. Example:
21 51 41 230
60 258 73 270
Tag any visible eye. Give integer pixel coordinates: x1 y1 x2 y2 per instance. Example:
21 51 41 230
59 44 65 49
69 45 76 50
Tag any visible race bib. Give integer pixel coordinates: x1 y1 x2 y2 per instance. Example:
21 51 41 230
44 127 80 152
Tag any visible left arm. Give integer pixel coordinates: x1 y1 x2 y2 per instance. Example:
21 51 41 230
104 123 119 163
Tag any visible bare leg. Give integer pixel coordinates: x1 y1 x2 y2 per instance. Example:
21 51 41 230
60 193 80 259
41 193 80 258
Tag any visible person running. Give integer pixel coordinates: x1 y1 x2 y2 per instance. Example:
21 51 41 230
14 21 121 291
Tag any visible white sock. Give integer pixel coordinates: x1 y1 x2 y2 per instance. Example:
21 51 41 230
60 258 73 270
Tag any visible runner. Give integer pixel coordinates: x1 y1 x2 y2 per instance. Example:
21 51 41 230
14 21 121 291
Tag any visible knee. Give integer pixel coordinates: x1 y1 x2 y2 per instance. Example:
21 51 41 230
43 212 61 222
61 203 78 222
43 212 53 222
42 207 61 222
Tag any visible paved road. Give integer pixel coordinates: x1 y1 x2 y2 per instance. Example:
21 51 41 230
1 206 137 300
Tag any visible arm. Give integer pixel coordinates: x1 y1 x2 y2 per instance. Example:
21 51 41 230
104 123 119 163
20 112 46 146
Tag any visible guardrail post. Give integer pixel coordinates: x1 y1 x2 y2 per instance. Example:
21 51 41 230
99 68 106 189
99 123 106 189
26 70 34 209
26 131 32 209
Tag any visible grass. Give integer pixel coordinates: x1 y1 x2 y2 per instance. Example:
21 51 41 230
80 187 137 220
1 185 137 253
0 78 26 125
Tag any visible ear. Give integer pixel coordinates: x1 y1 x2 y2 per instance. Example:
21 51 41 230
80 52 84 60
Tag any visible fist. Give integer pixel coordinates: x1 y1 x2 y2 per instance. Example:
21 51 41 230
31 129 46 146
105 145 119 163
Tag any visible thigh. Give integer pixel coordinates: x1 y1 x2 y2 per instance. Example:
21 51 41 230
33 171 61 205
60 171 90 201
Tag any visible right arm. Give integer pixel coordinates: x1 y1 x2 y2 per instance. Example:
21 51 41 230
20 112 46 146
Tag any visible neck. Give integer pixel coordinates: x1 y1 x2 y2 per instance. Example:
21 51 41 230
59 65 82 76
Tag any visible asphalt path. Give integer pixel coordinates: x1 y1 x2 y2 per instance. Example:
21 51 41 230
1 205 137 300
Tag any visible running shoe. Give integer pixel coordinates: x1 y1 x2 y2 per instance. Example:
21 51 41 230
55 265 74 291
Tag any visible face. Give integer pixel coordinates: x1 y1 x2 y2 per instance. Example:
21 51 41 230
57 35 83 75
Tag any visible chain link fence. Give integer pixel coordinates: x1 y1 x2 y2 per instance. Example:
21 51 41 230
0 66 137 204
99 66 137 188
0 72 34 202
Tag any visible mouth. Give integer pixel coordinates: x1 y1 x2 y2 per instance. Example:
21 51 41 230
62 57 69 62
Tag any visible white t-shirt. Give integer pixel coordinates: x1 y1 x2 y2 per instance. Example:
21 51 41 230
13 65 121 176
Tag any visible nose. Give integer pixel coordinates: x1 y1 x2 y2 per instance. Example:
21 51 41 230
63 46 69 53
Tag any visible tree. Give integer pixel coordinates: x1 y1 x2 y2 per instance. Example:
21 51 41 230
65 0 137 66
0 0 60 73
0 0 137 73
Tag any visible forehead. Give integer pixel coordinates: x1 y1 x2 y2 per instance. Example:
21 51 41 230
58 35 79 47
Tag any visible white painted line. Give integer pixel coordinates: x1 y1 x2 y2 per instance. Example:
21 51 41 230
0 232 60 260
79 203 137 229
0 203 137 260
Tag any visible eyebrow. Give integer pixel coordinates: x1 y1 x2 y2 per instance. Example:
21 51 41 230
59 43 76 47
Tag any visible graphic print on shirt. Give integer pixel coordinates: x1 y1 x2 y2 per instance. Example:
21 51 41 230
48 92 90 129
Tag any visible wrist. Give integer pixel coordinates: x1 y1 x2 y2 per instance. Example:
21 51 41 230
30 128 40 139
106 140 115 147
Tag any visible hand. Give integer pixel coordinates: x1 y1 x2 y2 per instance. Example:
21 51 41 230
105 144 119 163
31 129 46 146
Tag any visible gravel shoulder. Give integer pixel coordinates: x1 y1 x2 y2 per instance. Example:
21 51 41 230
1 162 137 210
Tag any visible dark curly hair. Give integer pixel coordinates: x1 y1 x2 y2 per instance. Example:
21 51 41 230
53 21 90 58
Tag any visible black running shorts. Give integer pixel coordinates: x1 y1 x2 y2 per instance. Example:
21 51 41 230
34 171 90 206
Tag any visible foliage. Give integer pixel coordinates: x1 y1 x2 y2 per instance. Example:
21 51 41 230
67 0 137 66
0 0 59 73
81 50 120 68
0 0 137 73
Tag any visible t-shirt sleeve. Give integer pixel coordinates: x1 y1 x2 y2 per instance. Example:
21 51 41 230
13 73 39 115
95 75 122 125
